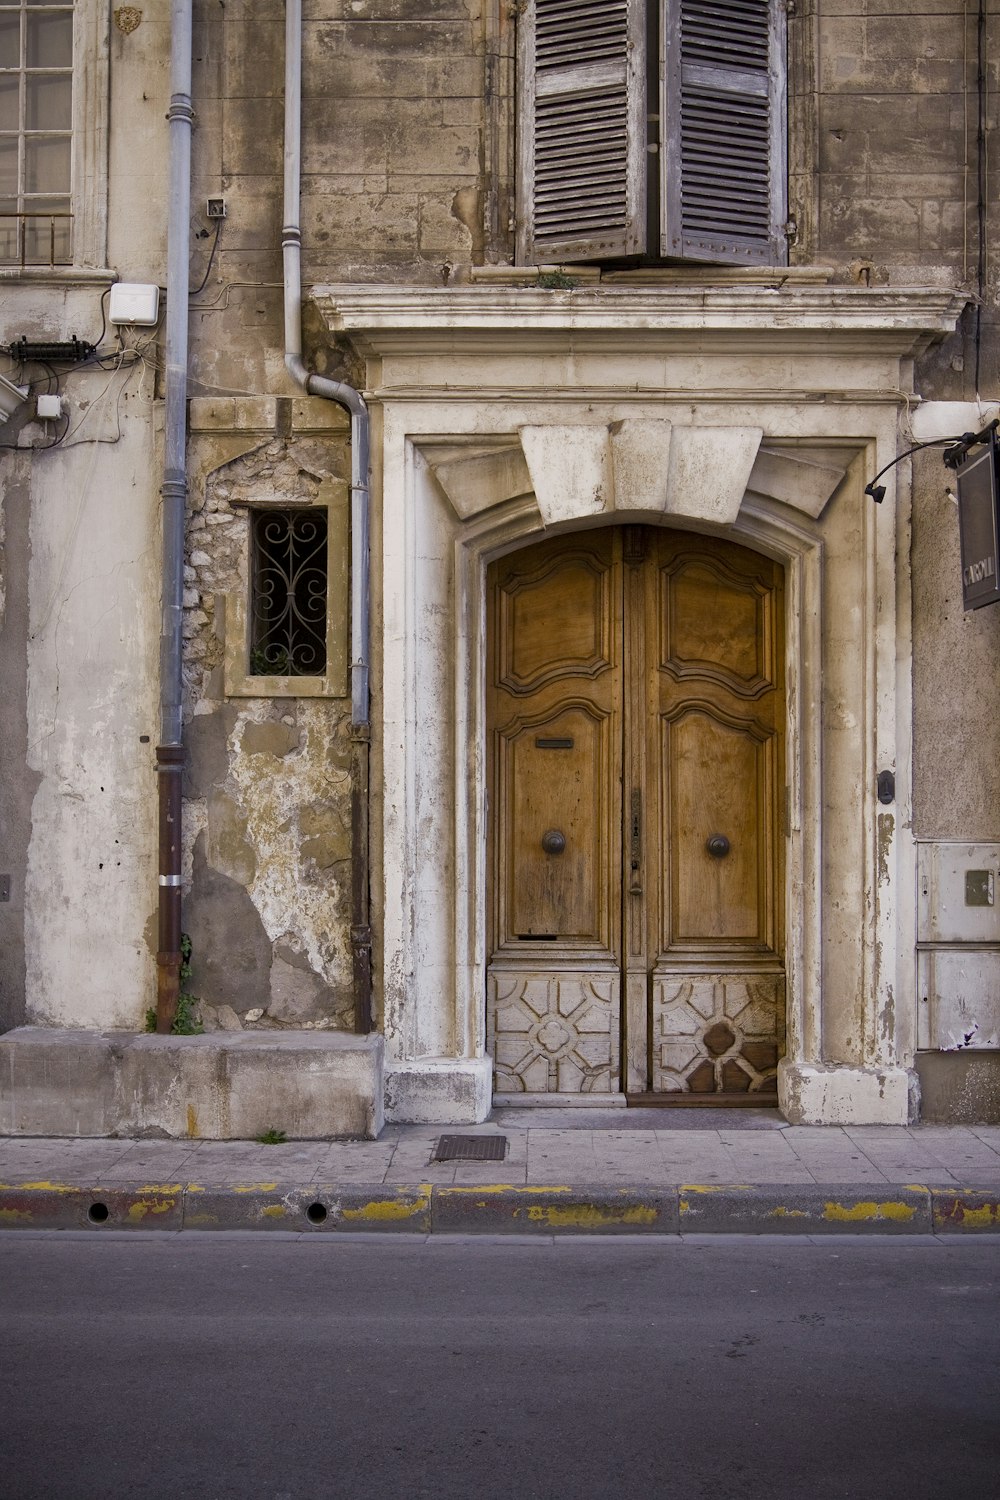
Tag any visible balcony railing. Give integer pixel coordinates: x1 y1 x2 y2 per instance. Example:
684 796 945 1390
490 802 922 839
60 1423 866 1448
0 211 73 268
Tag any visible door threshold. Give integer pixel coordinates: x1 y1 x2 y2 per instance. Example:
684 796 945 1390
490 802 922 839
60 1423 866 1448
626 1093 780 1109
493 1092 628 1109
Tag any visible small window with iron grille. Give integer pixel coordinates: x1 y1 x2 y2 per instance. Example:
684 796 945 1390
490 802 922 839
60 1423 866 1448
249 507 328 677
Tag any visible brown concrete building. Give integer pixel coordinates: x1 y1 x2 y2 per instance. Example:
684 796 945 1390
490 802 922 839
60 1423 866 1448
0 0 998 1134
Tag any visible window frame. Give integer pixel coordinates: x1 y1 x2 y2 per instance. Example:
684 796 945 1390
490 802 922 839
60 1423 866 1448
223 482 350 701
0 0 108 273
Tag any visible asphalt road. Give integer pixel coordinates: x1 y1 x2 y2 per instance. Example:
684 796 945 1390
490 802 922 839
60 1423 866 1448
1 1232 997 1500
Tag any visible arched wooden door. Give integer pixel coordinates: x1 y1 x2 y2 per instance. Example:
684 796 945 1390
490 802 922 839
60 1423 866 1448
486 526 785 1101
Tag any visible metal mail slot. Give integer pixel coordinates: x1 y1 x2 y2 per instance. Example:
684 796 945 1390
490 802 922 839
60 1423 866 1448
535 737 574 749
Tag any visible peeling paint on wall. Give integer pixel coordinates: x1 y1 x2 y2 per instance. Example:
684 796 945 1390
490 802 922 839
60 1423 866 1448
180 431 354 1031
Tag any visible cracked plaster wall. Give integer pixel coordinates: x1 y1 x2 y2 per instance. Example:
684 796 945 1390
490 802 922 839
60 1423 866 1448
181 431 355 1033
17 389 161 1030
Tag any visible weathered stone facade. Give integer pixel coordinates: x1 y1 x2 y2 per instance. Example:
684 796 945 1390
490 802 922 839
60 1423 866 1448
0 1 998 1131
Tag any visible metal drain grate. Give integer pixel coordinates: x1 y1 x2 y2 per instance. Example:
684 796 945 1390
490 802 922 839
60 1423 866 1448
433 1134 507 1163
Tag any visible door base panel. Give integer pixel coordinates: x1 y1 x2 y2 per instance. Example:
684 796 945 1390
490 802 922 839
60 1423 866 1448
494 1092 628 1109
488 969 621 1095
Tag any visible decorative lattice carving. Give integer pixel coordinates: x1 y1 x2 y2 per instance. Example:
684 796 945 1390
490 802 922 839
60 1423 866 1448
651 975 784 1094
489 971 619 1093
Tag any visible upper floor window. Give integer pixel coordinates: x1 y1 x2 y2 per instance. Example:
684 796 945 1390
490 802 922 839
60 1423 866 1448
517 0 787 267
0 0 74 266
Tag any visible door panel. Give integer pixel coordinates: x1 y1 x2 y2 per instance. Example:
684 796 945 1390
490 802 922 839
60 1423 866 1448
487 526 785 1101
505 705 613 943
488 532 623 1096
664 708 775 945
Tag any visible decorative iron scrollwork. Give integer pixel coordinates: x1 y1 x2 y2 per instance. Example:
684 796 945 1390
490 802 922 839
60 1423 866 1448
249 508 328 675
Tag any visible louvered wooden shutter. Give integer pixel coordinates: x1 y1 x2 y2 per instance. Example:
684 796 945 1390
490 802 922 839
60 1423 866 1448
517 0 647 263
661 0 787 265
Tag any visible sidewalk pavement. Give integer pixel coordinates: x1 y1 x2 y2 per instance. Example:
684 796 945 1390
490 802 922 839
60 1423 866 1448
2 1108 999 1235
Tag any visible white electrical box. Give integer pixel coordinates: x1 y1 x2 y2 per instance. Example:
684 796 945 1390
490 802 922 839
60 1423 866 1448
36 394 63 420
109 283 160 327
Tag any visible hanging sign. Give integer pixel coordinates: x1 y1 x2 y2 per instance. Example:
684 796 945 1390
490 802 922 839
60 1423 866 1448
955 430 1000 610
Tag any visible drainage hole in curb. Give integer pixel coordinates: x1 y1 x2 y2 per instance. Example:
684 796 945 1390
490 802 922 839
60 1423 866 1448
306 1202 328 1224
88 1202 110 1224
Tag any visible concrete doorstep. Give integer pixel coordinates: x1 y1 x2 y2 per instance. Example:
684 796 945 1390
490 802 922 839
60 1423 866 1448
1 1180 998 1235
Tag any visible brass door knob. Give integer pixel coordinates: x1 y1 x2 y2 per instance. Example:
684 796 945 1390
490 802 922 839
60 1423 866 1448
541 829 566 855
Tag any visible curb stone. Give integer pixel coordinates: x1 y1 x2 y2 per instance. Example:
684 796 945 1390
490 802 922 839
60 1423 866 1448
1 1181 999 1234
677 1184 934 1234
431 1185 679 1235
930 1188 1000 1233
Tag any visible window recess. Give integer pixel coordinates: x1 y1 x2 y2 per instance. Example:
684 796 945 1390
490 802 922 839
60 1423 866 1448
249 507 329 678
221 480 349 701
0 0 74 266
517 0 787 268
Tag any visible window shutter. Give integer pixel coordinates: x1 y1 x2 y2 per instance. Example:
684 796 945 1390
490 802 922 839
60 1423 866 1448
518 0 647 263
661 0 787 265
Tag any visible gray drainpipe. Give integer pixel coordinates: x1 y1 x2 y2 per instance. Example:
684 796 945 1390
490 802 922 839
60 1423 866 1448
155 0 194 1031
283 0 373 1031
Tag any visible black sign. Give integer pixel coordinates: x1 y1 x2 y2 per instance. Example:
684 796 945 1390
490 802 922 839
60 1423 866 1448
956 432 1000 610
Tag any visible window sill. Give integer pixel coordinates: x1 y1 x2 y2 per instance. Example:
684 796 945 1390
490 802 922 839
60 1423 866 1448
0 265 117 286
220 594 348 702
469 263 835 288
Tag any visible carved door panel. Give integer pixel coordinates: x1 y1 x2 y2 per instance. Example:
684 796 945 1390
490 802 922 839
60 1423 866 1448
487 528 785 1100
626 531 785 1099
487 530 624 1095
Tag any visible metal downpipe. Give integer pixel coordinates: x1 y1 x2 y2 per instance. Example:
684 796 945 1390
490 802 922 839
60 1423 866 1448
155 0 194 1032
284 0 372 1031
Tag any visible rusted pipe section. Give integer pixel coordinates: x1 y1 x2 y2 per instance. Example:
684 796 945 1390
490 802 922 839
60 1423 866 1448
155 0 194 1031
351 726 373 1033
155 745 185 1030
283 0 373 1033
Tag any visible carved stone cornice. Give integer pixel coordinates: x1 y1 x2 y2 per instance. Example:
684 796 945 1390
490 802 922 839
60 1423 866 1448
312 282 967 363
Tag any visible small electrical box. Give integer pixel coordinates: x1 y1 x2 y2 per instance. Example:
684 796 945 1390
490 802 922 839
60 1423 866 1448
206 197 227 219
109 283 160 327
36 393 63 420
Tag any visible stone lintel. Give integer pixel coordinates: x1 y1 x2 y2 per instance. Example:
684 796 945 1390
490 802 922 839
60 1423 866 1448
428 422 847 526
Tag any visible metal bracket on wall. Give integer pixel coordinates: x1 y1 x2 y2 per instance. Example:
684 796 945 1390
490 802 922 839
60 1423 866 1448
877 771 895 805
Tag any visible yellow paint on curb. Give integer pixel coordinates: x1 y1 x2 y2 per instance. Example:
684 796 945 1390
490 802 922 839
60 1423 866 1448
940 1202 999 1229
261 1205 286 1218
0 1180 77 1193
441 1184 572 1196
126 1197 178 1222
0 1207 32 1222
524 1202 658 1228
769 1206 809 1219
680 1184 754 1195
823 1199 915 1223
341 1185 432 1223
231 1182 279 1193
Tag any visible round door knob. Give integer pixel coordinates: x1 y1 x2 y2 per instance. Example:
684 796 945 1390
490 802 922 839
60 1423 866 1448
541 829 566 855
706 834 730 859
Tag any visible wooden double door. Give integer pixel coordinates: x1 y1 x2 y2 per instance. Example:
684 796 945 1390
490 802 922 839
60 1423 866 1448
487 526 785 1101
